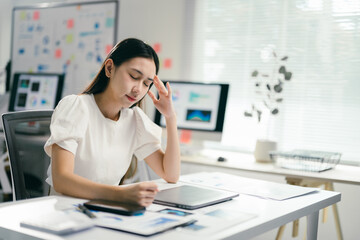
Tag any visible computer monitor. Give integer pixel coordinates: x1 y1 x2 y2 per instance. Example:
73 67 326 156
8 72 64 111
154 81 229 133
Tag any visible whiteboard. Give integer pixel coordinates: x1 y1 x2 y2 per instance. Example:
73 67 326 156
11 1 118 96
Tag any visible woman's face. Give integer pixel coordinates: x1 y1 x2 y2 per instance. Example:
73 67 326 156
106 57 156 108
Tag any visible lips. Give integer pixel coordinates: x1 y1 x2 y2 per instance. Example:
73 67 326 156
126 95 136 102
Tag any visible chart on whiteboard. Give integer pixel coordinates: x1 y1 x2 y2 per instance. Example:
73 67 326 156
11 1 117 96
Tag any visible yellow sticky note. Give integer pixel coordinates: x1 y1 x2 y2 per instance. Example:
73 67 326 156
66 34 74 44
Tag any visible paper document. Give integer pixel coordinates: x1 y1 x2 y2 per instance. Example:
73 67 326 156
92 210 196 236
180 172 319 200
20 210 94 235
177 206 257 237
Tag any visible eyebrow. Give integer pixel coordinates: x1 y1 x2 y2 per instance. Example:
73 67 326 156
131 68 154 81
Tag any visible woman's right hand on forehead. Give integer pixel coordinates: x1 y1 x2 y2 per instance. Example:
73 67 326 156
147 76 176 120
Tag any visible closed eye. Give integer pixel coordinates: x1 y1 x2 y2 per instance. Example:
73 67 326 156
144 80 153 87
129 74 140 80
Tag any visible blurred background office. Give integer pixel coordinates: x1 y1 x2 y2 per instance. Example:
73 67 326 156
0 0 359 239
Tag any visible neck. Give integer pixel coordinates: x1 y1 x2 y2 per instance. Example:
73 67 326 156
93 92 122 121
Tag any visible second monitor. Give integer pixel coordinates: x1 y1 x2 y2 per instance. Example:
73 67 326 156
8 72 64 112
154 81 229 133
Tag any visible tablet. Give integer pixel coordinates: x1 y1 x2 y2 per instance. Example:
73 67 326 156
84 199 145 216
154 185 239 210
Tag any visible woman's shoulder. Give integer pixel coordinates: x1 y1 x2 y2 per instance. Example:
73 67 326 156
130 106 150 120
130 106 161 133
54 94 91 116
58 94 91 105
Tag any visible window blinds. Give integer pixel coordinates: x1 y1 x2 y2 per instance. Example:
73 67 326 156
191 0 360 164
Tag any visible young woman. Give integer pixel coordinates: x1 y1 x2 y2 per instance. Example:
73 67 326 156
44 38 180 207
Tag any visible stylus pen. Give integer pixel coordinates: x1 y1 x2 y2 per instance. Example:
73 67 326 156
77 204 97 219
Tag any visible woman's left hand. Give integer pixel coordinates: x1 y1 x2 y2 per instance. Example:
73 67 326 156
148 76 176 119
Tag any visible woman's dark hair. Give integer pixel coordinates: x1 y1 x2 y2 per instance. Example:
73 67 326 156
82 38 159 104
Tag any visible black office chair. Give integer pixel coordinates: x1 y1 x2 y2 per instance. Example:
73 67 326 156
2 110 53 201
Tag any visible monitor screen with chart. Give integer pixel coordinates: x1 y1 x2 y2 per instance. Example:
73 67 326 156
154 81 229 133
8 72 64 111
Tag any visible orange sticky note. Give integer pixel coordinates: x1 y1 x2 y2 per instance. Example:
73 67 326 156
67 19 74 29
33 11 40 20
55 48 62 59
153 43 161 53
163 58 172 69
180 129 192 144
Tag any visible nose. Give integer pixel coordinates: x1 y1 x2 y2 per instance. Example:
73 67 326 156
132 82 142 96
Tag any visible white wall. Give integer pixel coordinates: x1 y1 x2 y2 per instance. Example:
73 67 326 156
118 0 186 80
0 0 193 92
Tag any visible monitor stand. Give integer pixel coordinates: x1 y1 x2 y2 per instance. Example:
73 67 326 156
178 129 223 157
161 129 223 157
180 141 204 157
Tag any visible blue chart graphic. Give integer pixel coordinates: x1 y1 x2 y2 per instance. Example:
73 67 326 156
186 109 212 122
189 91 209 103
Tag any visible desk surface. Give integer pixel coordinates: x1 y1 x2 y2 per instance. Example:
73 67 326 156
181 149 360 185
0 177 341 240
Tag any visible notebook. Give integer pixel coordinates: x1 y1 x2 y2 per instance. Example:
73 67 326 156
154 185 239 210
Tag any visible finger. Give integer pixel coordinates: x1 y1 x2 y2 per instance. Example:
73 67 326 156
143 181 159 189
145 187 159 193
154 76 168 95
140 190 157 198
140 199 153 207
147 90 158 102
166 82 172 97
139 182 159 192
138 195 154 203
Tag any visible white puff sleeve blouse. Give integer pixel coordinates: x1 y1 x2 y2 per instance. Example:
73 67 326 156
44 94 162 187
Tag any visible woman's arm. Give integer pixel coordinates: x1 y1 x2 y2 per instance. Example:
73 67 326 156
51 144 158 206
146 76 181 183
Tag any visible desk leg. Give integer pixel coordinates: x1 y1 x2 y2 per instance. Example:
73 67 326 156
327 183 343 240
307 210 319 240
292 219 299 237
276 225 286 240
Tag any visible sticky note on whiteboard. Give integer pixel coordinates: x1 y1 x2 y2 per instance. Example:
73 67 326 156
33 11 40 20
153 43 161 53
55 49 62 59
67 19 74 29
164 58 172 69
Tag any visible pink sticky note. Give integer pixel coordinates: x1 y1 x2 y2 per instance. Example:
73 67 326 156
163 58 172 69
180 130 192 144
55 49 62 59
153 43 161 53
67 19 74 29
105 44 113 55
33 11 40 20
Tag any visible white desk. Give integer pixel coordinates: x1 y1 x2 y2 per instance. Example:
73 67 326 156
181 149 360 185
0 176 340 240
181 149 360 239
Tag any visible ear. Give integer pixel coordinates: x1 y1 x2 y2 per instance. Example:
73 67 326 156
104 59 114 78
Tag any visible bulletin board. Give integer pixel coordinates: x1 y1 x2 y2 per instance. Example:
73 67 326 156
10 1 118 96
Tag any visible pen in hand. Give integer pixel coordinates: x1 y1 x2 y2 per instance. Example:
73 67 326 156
77 204 96 219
